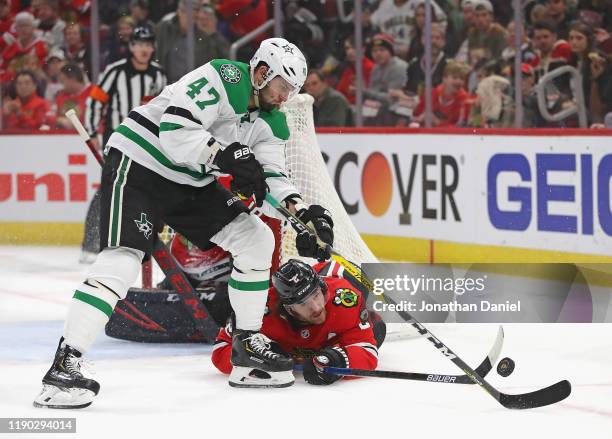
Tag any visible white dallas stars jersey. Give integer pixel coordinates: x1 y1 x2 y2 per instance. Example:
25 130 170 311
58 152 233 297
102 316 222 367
238 110 300 219
107 59 254 187
370 0 446 50
106 58 299 211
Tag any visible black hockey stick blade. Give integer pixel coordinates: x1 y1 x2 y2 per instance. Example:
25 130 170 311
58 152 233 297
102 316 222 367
320 325 504 384
498 380 572 409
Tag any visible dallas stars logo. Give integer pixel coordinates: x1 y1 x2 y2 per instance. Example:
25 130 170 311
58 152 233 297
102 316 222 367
219 64 241 84
134 213 153 239
282 44 294 54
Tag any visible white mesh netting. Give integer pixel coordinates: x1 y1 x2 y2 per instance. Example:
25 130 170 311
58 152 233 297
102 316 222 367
279 94 377 265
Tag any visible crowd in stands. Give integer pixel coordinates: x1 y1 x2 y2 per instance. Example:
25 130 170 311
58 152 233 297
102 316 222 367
1 0 611 130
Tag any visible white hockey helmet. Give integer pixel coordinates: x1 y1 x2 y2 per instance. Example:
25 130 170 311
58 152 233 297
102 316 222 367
249 38 307 100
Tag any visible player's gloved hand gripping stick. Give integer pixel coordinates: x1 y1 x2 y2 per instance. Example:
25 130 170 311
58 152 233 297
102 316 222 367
264 192 571 409
65 109 219 343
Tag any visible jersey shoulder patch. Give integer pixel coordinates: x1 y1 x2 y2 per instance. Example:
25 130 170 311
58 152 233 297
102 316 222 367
332 287 360 308
258 109 290 141
209 59 252 115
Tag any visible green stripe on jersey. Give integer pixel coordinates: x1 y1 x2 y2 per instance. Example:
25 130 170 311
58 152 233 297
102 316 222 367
73 290 114 318
228 278 270 292
159 122 184 131
264 171 287 178
110 154 130 246
115 125 207 179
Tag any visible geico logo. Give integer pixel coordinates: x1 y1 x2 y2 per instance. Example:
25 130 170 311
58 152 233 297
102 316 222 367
487 153 612 236
0 154 97 202
332 151 461 224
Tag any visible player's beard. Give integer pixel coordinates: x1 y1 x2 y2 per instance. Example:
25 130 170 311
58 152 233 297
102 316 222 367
258 87 280 112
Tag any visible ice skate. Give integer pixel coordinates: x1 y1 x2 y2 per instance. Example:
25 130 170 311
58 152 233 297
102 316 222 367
33 339 100 409
229 330 294 388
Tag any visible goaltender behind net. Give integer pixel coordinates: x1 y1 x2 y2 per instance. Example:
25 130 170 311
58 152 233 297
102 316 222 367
33 38 336 409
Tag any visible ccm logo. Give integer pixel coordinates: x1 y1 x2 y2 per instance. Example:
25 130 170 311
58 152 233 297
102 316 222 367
234 147 251 160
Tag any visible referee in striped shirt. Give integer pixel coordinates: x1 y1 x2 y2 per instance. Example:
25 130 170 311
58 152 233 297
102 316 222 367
80 26 167 262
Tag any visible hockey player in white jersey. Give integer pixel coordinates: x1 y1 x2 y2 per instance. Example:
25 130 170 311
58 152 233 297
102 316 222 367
33 38 334 408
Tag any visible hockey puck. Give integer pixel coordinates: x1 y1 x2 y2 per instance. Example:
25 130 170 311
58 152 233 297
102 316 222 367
497 357 515 377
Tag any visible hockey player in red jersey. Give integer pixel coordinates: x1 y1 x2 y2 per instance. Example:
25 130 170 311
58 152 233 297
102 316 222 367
212 259 380 386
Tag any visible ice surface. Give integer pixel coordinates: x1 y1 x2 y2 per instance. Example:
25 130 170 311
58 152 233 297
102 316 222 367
1 246 611 439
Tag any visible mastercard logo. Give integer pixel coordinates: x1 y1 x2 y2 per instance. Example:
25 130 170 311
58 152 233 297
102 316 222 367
361 152 393 217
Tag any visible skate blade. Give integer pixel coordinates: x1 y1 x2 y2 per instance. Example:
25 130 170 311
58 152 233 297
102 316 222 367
33 384 96 409
229 366 294 389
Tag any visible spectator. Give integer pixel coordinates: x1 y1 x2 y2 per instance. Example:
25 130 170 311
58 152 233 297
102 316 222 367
501 20 538 66
129 0 155 29
54 63 92 129
216 0 268 46
448 0 479 62
35 0 65 51
384 22 448 125
518 63 541 128
577 0 612 32
532 20 572 83
467 0 507 62
404 22 448 94
467 74 513 127
283 1 325 66
407 1 442 61
363 33 408 125
370 0 446 60
411 60 471 127
105 15 135 65
0 0 14 53
528 3 549 27
61 22 91 79
545 0 574 40
1 12 48 83
195 4 230 60
568 21 612 124
43 49 65 101
335 36 375 105
156 0 227 84
304 70 353 126
3 70 50 129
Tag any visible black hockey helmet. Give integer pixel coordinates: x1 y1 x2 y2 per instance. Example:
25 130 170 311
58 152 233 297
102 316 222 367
130 26 155 44
272 259 327 306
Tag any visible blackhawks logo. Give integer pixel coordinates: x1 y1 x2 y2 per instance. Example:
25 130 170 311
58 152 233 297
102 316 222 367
220 64 241 84
333 288 358 308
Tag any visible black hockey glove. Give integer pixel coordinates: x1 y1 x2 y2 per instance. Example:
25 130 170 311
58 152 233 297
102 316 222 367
295 205 334 261
214 142 268 207
303 346 348 386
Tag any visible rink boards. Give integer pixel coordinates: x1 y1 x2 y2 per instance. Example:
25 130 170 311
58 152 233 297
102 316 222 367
1 129 611 263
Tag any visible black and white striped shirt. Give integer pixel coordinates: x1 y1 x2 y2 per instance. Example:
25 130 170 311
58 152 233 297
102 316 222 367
85 58 167 141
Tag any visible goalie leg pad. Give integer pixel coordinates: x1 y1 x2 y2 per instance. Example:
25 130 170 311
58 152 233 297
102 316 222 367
228 366 295 389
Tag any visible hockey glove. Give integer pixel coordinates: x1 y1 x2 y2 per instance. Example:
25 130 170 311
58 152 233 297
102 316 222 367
303 346 348 385
214 142 268 207
295 205 334 261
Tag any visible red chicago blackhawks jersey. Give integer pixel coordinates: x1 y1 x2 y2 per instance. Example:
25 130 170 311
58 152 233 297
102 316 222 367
211 260 379 377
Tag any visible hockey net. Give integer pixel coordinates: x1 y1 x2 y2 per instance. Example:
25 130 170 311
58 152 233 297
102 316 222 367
279 94 377 265
280 95 415 342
